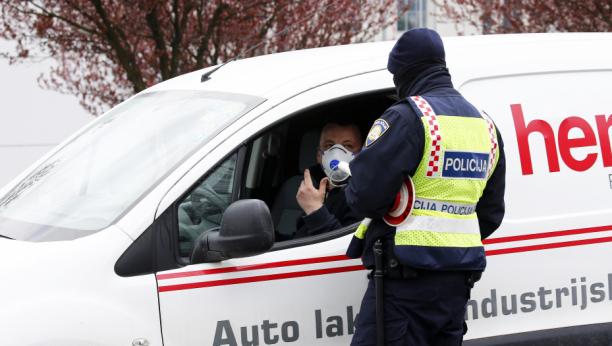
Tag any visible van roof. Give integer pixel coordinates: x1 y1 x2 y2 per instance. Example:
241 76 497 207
148 33 612 100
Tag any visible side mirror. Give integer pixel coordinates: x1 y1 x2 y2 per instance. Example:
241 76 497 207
190 199 274 264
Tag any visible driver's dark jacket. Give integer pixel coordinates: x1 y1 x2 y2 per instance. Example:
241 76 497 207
345 68 506 269
276 164 363 241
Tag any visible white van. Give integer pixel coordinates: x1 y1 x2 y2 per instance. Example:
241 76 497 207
0 33 611 346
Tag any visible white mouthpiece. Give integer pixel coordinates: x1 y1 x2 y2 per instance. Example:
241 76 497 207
337 162 352 176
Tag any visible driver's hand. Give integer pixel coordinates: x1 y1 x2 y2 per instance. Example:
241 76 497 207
297 169 327 215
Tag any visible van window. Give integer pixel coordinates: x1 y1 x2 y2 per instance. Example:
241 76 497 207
177 153 237 256
0 91 264 242
258 92 395 244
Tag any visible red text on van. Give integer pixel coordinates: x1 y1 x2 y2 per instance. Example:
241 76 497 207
511 104 612 175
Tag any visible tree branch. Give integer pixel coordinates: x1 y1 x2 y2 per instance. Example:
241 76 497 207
169 0 195 77
194 3 227 70
144 4 170 80
88 0 148 92
14 1 99 37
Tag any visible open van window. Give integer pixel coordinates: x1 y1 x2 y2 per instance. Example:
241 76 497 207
259 91 396 244
0 91 264 242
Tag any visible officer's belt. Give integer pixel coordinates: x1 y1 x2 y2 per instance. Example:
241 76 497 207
413 198 477 216
374 240 482 286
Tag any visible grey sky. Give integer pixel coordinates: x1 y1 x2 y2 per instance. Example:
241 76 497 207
0 40 95 189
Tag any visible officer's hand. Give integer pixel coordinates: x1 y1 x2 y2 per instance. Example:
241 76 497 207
297 169 328 215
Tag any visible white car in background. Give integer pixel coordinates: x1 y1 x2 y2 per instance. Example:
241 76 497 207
0 33 611 346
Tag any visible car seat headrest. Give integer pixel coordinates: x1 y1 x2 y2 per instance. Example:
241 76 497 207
299 131 320 173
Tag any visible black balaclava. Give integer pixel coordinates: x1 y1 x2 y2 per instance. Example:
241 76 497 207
393 57 447 99
387 28 447 99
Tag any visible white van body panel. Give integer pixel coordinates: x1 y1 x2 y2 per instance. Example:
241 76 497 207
459 68 612 339
0 226 163 345
158 236 366 346
145 41 392 98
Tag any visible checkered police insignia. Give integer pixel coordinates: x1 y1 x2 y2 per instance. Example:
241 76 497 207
476 109 498 178
411 96 441 178
365 119 389 147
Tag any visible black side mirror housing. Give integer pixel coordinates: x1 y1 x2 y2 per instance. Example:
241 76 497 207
190 199 274 264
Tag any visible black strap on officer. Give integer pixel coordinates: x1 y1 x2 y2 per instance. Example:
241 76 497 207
385 241 417 280
373 240 385 346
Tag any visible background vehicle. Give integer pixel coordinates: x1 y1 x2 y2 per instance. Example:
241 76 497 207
0 33 611 345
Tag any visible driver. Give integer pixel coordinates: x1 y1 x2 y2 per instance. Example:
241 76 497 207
277 119 364 240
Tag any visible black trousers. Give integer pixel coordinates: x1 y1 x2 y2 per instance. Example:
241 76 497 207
351 270 471 346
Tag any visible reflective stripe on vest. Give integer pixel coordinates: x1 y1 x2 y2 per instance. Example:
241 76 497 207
413 197 476 216
396 215 481 247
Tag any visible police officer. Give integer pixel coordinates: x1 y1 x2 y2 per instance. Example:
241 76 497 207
345 28 506 345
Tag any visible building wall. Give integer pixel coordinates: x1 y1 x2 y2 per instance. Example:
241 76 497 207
374 0 480 41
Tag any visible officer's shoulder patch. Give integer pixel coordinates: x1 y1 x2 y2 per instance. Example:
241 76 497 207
365 119 389 147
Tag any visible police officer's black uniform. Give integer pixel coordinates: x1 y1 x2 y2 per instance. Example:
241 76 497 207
346 28 506 345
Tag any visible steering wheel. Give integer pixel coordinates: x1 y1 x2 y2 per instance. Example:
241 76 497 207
191 183 229 217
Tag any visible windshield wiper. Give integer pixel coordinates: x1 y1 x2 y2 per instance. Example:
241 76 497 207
0 234 13 240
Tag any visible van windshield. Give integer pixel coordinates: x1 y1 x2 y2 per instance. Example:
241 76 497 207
0 91 265 242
